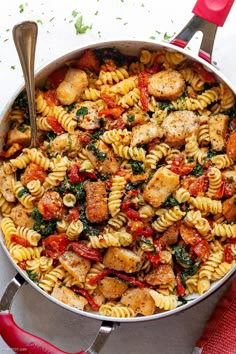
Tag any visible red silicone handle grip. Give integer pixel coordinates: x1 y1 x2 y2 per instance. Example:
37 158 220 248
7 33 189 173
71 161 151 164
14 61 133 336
192 0 235 26
0 313 86 354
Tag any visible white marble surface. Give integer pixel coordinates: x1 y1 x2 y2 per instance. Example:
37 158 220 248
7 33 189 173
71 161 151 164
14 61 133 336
0 0 236 353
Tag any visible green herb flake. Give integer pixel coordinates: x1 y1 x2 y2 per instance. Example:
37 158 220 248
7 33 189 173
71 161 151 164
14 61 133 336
227 177 234 184
149 36 156 40
234 198 236 206
49 17 55 22
37 19 43 25
127 114 135 123
163 32 172 41
10 65 16 70
74 15 92 34
94 11 98 15
191 164 204 177
18 187 29 198
76 106 88 120
162 195 178 207
19 4 24 13
25 270 39 283
72 10 78 18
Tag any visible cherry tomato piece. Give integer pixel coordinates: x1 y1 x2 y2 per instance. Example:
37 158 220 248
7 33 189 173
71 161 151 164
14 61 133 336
43 90 60 106
47 67 68 89
38 191 64 220
191 239 210 262
223 245 234 263
42 233 68 259
46 116 65 135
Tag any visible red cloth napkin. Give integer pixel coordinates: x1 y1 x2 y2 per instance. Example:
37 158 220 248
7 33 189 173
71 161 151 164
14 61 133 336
193 281 236 354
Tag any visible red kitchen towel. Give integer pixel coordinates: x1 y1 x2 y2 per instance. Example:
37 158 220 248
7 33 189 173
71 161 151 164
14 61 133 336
192 281 236 354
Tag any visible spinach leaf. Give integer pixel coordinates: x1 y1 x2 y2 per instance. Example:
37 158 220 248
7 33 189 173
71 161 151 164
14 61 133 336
172 245 194 268
80 207 99 236
129 159 145 175
31 207 57 238
162 195 178 207
180 261 201 287
125 180 144 191
87 141 107 161
190 164 204 177
127 114 135 122
64 103 76 113
76 106 88 120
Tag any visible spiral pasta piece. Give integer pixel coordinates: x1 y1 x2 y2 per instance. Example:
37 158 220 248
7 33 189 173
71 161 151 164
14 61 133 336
189 197 222 215
0 217 17 242
11 180 35 209
43 155 68 189
81 88 100 101
9 153 30 172
109 76 138 95
84 262 105 291
88 229 132 249
184 210 211 237
211 261 235 281
27 179 44 199
51 105 77 133
199 251 223 279
152 206 185 232
112 143 146 162
219 83 235 111
118 88 140 108
35 90 53 116
36 116 52 131
173 188 190 203
185 135 207 165
24 148 52 170
197 277 211 295
207 167 222 199
38 265 66 292
96 67 129 85
66 220 83 241
179 68 204 91
211 154 234 169
212 223 236 239
101 129 131 145
198 123 210 146
0 193 14 216
16 226 41 246
145 143 171 169
149 290 178 310
108 212 127 230
10 245 42 262
108 176 126 217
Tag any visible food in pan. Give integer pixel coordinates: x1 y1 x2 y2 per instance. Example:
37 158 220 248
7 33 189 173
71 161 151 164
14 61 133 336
0 47 236 318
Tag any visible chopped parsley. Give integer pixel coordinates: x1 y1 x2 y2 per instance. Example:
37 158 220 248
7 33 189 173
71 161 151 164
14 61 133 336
163 32 172 41
72 10 79 18
80 207 99 236
125 180 144 191
65 103 76 113
17 125 28 133
74 15 92 34
140 235 156 253
17 187 29 198
19 4 24 13
127 114 135 122
25 270 39 284
55 178 85 201
10 65 16 70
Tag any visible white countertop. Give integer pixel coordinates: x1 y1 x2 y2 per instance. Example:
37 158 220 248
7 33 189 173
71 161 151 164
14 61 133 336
0 1 236 353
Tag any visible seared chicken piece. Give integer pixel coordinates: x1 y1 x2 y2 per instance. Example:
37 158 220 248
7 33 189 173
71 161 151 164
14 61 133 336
47 132 83 156
159 223 179 246
130 123 163 147
122 107 149 127
103 247 142 273
148 69 185 100
121 288 156 316
56 68 88 105
84 181 108 223
51 282 88 310
162 110 200 148
74 101 100 130
85 140 120 175
145 264 175 286
10 204 34 228
98 276 128 299
222 194 236 223
6 124 31 147
59 251 91 283
0 166 15 202
143 166 179 208
208 114 229 151
222 169 236 189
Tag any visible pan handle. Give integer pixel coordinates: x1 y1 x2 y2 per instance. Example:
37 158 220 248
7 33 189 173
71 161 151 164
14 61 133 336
0 274 116 354
171 0 235 63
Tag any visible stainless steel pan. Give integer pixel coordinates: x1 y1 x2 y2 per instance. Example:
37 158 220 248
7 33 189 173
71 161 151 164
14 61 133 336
0 0 235 353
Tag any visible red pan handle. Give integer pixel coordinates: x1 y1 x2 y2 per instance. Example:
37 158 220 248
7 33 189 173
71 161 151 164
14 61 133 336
192 0 235 26
0 313 85 354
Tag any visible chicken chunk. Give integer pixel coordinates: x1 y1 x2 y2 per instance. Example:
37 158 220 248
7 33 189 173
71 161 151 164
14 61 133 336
85 140 120 175
20 163 47 186
10 205 34 228
56 68 88 105
59 251 91 283
122 107 149 127
159 223 179 246
103 247 142 273
47 132 83 156
51 282 88 310
0 166 15 202
222 194 236 223
208 114 229 151
145 264 175 286
148 69 185 100
143 166 179 208
6 124 31 147
98 276 128 299
121 288 156 316
74 101 100 130
222 170 236 190
161 111 200 148
84 181 108 223
130 123 163 147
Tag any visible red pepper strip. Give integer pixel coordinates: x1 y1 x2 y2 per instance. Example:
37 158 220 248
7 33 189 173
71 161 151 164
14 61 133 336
69 241 103 262
100 93 118 108
11 234 31 247
72 287 99 311
138 71 149 112
217 179 226 199
74 49 100 74
124 208 141 221
69 164 97 183
223 245 234 263
43 90 60 106
88 268 145 289
88 269 111 285
228 238 236 244
191 61 216 83
46 116 65 135
98 107 124 119
176 274 185 296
